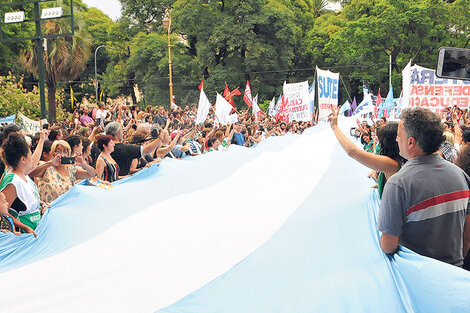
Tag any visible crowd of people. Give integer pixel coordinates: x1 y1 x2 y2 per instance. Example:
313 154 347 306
0 102 313 237
2 100 470 272
329 105 470 270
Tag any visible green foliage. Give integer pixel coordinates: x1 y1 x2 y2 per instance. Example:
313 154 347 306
306 0 459 103
119 0 175 32
19 3 92 121
259 99 272 112
172 0 302 105
81 7 115 46
126 31 199 106
2 0 470 111
0 74 68 121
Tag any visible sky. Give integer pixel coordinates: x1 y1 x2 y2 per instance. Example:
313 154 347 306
82 0 122 20
80 1 340 22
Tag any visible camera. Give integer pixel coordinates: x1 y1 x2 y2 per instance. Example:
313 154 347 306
61 157 75 165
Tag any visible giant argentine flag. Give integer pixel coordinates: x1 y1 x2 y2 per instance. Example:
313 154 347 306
0 121 470 313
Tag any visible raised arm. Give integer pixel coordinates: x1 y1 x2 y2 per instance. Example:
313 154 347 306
329 108 398 178
225 124 232 138
206 126 217 139
28 129 50 174
157 132 180 158
28 155 61 178
74 153 98 180
453 115 463 146
142 137 162 156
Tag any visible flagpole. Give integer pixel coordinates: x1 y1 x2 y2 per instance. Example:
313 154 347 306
312 68 319 123
339 74 353 103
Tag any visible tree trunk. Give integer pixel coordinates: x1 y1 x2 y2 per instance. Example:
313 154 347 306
47 82 56 123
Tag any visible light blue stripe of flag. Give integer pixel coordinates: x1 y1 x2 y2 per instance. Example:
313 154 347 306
339 100 351 115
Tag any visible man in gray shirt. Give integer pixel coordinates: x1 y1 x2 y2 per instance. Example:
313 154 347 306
377 107 470 266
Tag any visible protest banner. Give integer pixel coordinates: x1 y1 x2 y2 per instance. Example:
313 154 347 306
402 62 470 113
0 114 16 124
316 66 339 121
17 112 46 134
282 81 311 122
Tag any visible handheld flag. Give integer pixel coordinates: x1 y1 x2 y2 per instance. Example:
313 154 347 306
268 97 276 117
383 87 394 118
353 94 373 116
348 97 357 116
198 76 205 91
274 93 283 116
195 89 211 124
225 88 242 107
339 100 351 115
99 89 104 103
374 89 383 119
215 93 233 125
243 81 253 107
276 94 290 123
223 83 230 98
252 94 261 118
70 86 78 109
171 97 179 110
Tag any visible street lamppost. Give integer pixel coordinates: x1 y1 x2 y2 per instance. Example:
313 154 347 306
162 9 174 108
94 45 115 104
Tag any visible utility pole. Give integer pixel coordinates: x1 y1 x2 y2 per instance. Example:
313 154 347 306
0 0 75 122
33 2 47 119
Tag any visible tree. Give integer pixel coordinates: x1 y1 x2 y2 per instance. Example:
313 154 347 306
125 31 199 106
69 7 118 107
119 0 175 32
0 73 68 121
171 0 302 105
100 18 140 104
20 5 92 122
306 0 452 102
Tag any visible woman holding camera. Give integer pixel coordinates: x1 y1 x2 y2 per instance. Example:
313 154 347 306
33 140 97 203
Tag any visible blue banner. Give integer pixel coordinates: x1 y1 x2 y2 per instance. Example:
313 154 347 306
0 114 16 124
